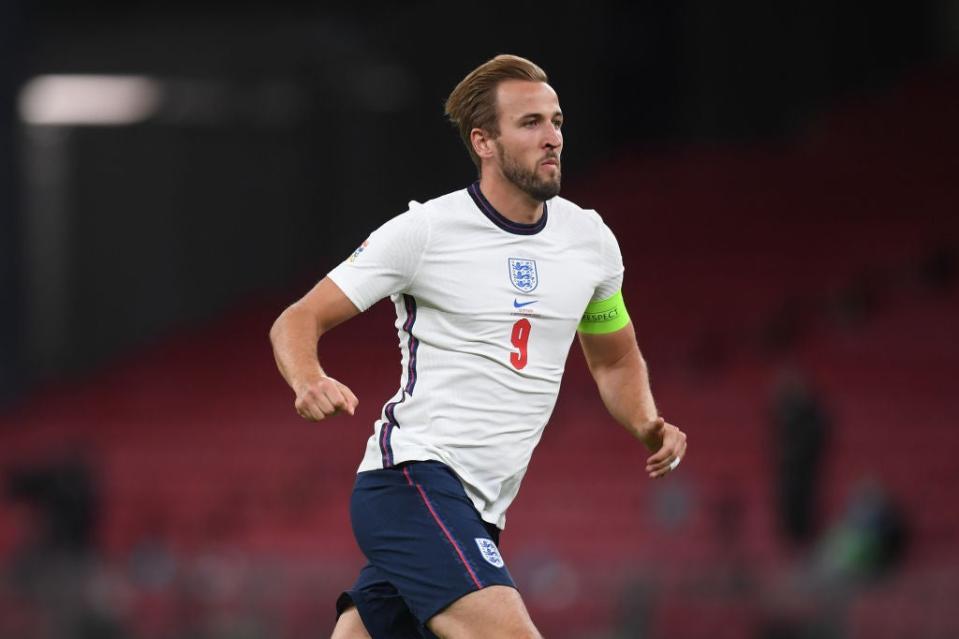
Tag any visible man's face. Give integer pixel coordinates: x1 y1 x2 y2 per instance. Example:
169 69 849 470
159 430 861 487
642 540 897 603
490 80 563 201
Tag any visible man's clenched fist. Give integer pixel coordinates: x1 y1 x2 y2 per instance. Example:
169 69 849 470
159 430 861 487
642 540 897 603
294 376 359 421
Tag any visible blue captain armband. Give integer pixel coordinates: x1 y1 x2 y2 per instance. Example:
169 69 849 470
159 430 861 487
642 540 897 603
577 290 630 334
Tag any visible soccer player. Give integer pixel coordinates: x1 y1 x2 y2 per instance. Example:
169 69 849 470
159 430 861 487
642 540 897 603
270 54 688 639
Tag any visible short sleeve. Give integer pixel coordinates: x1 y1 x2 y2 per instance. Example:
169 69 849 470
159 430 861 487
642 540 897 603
591 221 625 302
327 205 430 312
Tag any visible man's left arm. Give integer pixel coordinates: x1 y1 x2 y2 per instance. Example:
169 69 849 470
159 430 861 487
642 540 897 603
579 322 687 478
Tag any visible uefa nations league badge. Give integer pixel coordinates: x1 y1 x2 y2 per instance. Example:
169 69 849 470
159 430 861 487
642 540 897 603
508 258 538 293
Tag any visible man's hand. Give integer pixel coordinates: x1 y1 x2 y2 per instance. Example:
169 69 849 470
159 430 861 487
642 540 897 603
271 277 362 422
578 324 688 479
293 376 359 421
642 417 687 479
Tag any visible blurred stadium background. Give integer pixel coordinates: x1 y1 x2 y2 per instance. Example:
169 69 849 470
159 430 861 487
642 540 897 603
2 2 958 638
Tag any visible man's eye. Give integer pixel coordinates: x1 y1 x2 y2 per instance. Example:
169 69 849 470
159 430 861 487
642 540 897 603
524 121 537 128
553 120 563 129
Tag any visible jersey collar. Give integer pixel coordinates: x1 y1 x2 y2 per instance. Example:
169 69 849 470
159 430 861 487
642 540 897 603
467 181 548 236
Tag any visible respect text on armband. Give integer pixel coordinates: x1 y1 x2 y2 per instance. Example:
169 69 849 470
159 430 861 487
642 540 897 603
583 308 621 323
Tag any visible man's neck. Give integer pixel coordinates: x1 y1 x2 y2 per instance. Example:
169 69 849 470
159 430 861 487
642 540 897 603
478 173 543 225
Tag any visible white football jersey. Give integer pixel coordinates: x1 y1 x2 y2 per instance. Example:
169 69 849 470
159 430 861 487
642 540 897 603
328 182 624 529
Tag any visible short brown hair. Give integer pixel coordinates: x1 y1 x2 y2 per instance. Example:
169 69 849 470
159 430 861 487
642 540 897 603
445 54 549 170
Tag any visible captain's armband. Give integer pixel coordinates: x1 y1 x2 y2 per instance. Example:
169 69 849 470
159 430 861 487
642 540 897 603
577 290 630 334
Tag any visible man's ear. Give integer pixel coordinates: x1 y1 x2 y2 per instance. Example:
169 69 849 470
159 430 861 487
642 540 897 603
470 128 496 161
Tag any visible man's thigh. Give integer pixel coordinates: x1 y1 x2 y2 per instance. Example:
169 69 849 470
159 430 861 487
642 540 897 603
331 606 372 639
336 565 428 639
349 461 516 633
427 585 542 639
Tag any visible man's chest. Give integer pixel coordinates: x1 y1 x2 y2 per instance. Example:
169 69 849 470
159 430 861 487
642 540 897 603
410 236 599 328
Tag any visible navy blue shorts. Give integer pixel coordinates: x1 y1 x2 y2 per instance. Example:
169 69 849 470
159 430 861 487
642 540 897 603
336 461 515 638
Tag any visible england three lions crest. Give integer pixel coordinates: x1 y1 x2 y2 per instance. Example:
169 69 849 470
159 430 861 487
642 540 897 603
475 538 505 568
508 258 539 293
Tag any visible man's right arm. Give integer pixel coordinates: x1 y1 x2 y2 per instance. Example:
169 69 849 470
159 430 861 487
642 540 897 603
269 276 361 421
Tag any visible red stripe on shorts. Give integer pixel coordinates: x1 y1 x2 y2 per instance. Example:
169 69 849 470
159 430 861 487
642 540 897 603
403 466 483 590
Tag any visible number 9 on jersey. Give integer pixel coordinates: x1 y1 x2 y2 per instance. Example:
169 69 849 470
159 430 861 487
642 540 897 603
510 318 531 370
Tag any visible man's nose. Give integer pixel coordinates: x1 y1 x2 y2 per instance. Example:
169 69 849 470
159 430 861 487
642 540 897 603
544 127 562 149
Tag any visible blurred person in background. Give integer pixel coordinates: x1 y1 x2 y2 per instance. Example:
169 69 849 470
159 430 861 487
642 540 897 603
270 54 687 639
761 479 909 639
5 449 128 638
811 478 908 588
6 452 99 564
770 367 830 547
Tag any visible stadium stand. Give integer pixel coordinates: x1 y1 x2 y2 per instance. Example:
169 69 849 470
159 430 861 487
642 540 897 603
1 66 957 638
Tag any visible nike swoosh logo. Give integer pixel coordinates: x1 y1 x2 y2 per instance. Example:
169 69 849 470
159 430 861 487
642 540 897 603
513 299 538 308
